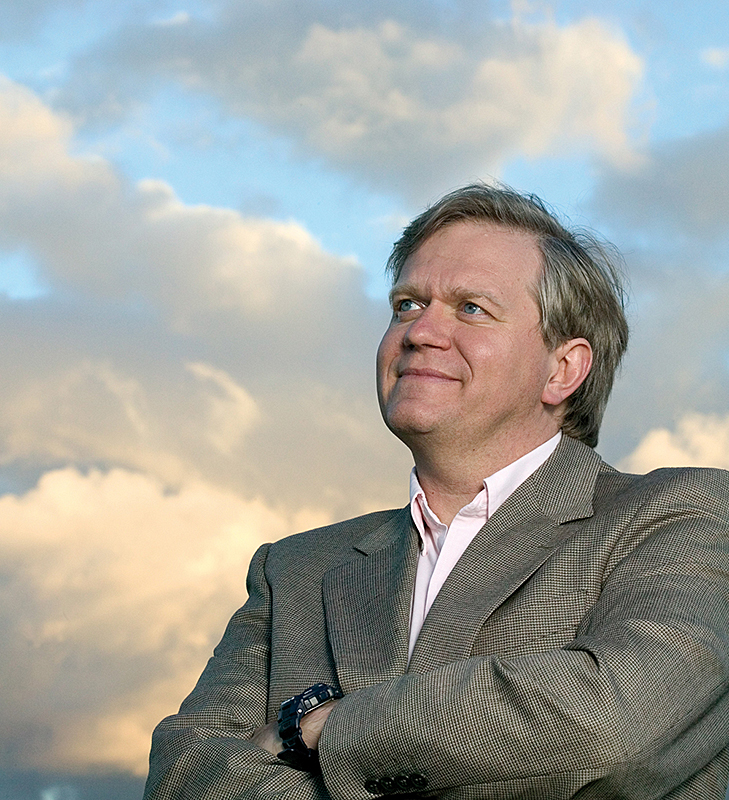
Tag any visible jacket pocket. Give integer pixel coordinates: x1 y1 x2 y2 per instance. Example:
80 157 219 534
469 588 593 657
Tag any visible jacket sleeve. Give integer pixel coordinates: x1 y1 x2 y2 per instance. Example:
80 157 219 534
317 470 729 799
143 543 332 800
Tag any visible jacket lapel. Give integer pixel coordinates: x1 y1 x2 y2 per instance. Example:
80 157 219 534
409 436 605 673
322 507 420 693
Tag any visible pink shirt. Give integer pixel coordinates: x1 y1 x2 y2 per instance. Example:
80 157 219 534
407 432 561 660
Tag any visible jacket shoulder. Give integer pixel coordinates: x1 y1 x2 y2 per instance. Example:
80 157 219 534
597 462 729 502
589 463 729 544
265 506 409 571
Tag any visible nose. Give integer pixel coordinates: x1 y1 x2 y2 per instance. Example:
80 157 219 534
402 303 451 350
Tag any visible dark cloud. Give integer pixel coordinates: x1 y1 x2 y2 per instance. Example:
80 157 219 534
588 123 729 465
598 262 729 465
592 124 729 241
0 0 86 41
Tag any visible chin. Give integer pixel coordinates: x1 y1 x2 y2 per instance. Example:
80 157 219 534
384 410 442 440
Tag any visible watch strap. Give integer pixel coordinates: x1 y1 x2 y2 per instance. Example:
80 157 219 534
277 683 342 771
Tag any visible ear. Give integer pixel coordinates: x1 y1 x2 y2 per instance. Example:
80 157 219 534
541 338 593 408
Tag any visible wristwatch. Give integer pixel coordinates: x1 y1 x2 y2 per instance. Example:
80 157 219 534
277 683 342 771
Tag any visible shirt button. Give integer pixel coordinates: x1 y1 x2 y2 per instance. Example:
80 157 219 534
364 778 382 794
378 776 396 792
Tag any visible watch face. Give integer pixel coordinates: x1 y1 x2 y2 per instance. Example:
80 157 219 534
302 684 339 710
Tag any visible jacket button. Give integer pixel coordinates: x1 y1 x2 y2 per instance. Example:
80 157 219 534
394 773 413 790
364 778 382 794
409 772 428 789
378 776 396 792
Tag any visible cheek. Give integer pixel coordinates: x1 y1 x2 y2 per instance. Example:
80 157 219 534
376 327 398 374
462 331 546 384
458 333 498 372
511 337 555 391
375 331 398 408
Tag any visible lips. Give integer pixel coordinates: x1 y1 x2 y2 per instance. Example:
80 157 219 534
397 367 459 381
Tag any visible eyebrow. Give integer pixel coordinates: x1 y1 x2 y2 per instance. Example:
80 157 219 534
389 282 506 311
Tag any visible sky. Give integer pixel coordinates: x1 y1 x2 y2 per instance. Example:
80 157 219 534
0 1 729 798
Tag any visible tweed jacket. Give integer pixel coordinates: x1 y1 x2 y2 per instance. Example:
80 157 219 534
143 436 729 800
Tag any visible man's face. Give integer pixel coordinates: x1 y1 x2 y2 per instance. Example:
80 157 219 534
376 221 563 458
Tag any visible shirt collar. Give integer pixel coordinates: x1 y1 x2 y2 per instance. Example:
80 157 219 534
409 431 561 542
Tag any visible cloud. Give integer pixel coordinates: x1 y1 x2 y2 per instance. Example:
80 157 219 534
597 260 729 464
585 111 729 465
0 75 411 514
0 77 364 324
0 466 326 774
701 47 729 70
58 2 643 198
152 10 191 27
592 123 729 240
0 0 86 41
0 70 398 753
620 412 729 472
0 76 414 776
0 346 256 487
185 362 259 455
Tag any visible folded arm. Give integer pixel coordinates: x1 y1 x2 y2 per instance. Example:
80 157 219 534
318 470 729 799
145 470 729 800
143 543 333 800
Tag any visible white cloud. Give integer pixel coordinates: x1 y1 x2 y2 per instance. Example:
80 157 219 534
0 351 267 488
0 466 330 774
0 78 363 323
620 413 729 473
153 11 191 27
0 75 410 518
0 76 78 187
60 4 643 198
186 361 259 455
0 77 417 775
701 47 729 70
0 77 415 775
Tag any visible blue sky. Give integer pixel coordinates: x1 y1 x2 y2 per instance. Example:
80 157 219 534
0 1 728 797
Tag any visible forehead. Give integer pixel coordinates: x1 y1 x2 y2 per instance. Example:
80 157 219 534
397 221 542 296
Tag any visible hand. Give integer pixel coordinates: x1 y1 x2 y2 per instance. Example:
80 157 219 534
250 719 282 757
250 699 340 757
299 698 339 751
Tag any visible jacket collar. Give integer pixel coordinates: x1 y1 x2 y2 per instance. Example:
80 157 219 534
322 507 419 692
323 436 608 685
409 436 607 671
496 433 605 525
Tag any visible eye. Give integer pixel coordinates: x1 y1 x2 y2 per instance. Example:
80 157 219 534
392 298 422 320
462 302 486 315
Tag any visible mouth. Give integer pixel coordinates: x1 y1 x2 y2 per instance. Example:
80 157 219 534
398 368 459 382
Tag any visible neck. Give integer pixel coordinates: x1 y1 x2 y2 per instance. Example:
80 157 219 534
409 428 559 526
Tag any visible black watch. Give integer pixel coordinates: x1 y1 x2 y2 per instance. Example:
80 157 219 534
277 683 342 771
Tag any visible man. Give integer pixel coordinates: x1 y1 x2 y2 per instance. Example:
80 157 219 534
143 184 729 799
